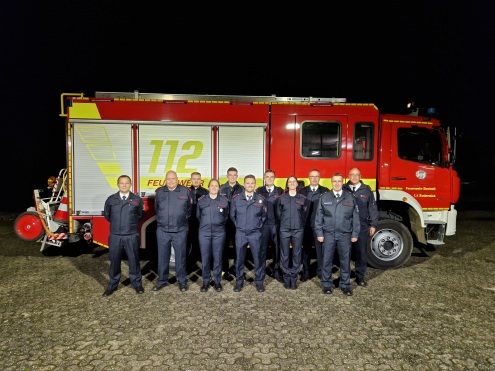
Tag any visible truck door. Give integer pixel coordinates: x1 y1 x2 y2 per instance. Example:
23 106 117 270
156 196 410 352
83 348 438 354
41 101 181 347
385 121 452 210
270 112 348 186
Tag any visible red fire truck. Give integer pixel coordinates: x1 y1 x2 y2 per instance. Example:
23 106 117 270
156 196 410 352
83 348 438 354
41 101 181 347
14 91 460 269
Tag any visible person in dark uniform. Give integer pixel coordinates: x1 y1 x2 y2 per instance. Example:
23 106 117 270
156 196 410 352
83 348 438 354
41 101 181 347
230 174 267 292
315 172 360 296
153 170 193 293
298 169 330 281
196 179 229 292
256 169 284 282
187 171 208 272
102 175 145 296
296 180 305 192
343 167 379 287
219 167 244 278
276 176 310 290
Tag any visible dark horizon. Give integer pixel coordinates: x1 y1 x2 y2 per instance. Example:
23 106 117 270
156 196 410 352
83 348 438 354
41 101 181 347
1 1 493 212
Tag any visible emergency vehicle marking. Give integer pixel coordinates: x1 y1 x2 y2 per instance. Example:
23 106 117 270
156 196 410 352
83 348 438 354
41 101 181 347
70 102 101 119
383 119 433 125
149 140 203 173
75 126 123 187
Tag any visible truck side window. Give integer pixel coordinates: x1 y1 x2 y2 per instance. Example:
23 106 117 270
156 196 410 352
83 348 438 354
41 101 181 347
301 121 340 158
353 122 374 161
397 127 443 166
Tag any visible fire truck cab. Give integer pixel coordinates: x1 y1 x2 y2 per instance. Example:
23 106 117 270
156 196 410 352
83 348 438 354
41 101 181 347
14 91 460 269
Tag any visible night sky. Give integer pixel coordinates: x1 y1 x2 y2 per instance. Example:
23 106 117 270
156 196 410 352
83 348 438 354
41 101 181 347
1 1 492 212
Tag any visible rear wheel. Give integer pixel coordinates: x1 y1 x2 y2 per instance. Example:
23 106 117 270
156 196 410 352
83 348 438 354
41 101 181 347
14 212 45 241
367 220 413 269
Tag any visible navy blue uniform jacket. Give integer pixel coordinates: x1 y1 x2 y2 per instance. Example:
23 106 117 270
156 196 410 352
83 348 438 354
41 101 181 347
230 193 267 233
219 182 244 203
196 194 230 231
104 192 144 235
256 185 284 225
314 190 360 239
343 181 379 228
277 193 310 230
299 185 330 228
154 185 192 232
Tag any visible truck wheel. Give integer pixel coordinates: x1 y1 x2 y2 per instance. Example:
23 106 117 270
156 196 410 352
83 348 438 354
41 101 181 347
367 220 413 269
14 212 45 241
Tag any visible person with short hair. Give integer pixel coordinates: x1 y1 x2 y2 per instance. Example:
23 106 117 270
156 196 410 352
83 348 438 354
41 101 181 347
102 175 145 296
298 169 330 281
256 169 284 282
188 171 208 271
219 167 244 277
343 168 379 287
230 174 267 292
315 172 360 296
153 170 193 293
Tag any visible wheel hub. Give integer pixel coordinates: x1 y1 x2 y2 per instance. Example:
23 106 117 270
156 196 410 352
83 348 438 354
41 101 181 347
371 229 403 260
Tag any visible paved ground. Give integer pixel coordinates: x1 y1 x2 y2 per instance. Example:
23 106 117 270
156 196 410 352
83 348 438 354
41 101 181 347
1 210 494 370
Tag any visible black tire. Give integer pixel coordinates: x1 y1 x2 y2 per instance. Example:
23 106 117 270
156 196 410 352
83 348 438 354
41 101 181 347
367 220 413 269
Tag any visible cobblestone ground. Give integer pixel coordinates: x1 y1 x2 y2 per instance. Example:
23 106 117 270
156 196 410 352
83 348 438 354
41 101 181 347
1 211 494 370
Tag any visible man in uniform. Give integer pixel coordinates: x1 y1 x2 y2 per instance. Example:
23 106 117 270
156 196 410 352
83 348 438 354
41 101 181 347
219 167 244 277
153 170 193 292
102 175 145 296
256 169 284 282
187 171 208 272
343 167 379 287
315 172 360 296
298 169 330 281
230 174 267 292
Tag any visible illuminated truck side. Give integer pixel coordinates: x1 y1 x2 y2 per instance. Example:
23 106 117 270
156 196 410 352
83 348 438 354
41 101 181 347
14 91 460 269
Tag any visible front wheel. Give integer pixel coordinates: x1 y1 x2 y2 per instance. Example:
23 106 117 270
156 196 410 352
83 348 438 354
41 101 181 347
367 220 413 269
14 212 45 241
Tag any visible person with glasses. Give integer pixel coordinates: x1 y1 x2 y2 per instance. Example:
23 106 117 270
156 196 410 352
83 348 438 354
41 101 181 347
298 169 329 281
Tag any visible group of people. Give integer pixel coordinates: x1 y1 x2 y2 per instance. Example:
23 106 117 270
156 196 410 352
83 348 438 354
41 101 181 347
102 167 379 297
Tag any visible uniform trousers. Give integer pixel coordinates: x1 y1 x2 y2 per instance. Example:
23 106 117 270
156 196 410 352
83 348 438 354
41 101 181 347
353 227 370 281
199 230 225 285
222 219 237 273
234 230 263 285
279 228 303 285
156 227 188 286
320 233 352 289
260 223 280 279
107 233 142 291
302 227 323 278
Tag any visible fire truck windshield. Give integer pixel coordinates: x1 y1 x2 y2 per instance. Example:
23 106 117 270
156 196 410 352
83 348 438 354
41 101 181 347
397 127 445 167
